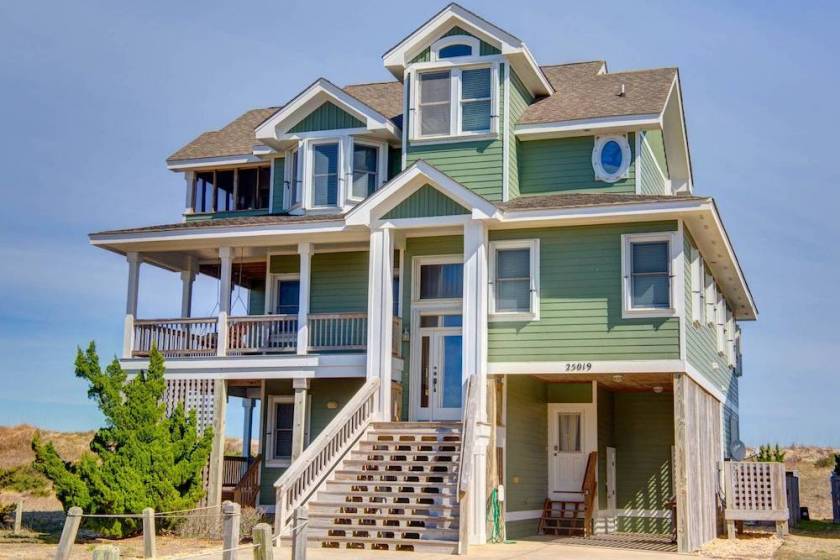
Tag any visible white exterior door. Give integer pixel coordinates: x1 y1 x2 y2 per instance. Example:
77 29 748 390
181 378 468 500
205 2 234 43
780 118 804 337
547 403 597 501
413 313 463 421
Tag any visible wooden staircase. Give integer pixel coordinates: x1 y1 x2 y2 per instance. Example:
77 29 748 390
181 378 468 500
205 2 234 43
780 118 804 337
221 454 261 508
539 451 597 538
307 421 462 553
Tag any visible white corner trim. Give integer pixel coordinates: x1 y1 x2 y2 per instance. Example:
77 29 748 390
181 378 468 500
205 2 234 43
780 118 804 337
502 62 511 202
166 154 266 171
504 509 543 522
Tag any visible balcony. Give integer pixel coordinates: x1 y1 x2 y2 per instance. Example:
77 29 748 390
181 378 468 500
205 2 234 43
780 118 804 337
130 314 402 358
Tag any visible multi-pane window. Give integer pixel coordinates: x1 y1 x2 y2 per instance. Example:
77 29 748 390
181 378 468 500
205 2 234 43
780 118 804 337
490 240 539 318
191 165 270 213
419 263 463 299
630 242 670 309
287 149 301 208
274 279 300 315
312 143 339 206
269 398 294 463
351 144 378 199
438 43 472 58
419 71 452 136
460 68 491 132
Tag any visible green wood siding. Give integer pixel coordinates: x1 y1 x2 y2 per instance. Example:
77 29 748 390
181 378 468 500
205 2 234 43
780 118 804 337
248 278 265 315
507 70 532 200
271 157 285 213
400 235 463 417
488 222 680 362
383 184 469 219
409 26 500 63
269 254 300 274
638 139 668 195
310 251 369 313
546 383 591 403
258 378 365 504
405 65 505 201
505 376 548 518
597 386 615 509
518 134 636 195
643 129 669 177
684 232 738 409
289 101 364 133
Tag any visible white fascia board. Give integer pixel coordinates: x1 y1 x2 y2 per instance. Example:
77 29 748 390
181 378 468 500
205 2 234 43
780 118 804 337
498 197 710 224
345 160 498 227
255 78 399 143
487 359 684 376
515 114 662 140
166 154 266 171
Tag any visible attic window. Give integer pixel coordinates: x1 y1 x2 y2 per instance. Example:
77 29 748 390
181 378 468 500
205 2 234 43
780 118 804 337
592 135 631 183
439 44 472 58
430 35 481 61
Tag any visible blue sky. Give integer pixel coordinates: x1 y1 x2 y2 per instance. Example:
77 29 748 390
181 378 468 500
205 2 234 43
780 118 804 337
0 1 837 445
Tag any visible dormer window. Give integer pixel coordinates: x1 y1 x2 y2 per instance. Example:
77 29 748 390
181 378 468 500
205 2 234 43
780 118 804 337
413 65 496 140
439 43 472 58
311 142 339 207
430 35 481 61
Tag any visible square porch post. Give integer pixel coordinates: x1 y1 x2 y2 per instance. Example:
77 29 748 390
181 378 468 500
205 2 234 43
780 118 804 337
297 242 312 355
180 256 198 318
291 378 309 459
365 226 394 420
123 252 142 359
217 247 233 356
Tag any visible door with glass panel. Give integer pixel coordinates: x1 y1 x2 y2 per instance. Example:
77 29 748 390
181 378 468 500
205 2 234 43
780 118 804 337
415 313 463 421
547 403 596 501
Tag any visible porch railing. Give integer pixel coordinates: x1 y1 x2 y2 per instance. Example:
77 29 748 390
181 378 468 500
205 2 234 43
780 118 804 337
227 315 298 355
308 313 367 352
132 318 218 358
274 377 379 534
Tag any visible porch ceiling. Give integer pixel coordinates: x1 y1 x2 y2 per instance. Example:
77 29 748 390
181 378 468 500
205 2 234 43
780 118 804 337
534 372 674 392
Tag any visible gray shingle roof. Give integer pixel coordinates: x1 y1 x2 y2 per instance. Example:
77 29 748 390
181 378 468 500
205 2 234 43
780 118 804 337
498 192 705 211
167 108 278 162
91 213 342 236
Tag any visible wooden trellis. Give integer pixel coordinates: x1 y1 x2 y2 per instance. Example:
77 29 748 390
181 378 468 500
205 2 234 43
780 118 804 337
724 461 789 538
164 378 216 433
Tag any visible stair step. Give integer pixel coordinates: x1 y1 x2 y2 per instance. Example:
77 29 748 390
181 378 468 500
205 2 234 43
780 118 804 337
317 490 458 504
309 525 458 539
351 450 460 459
309 511 458 523
372 421 461 430
342 459 459 470
309 534 459 553
309 500 457 514
334 470 458 482
359 441 461 450
324 480 457 491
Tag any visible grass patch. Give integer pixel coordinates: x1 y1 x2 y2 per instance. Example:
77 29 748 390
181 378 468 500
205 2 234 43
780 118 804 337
792 519 840 538
0 465 50 496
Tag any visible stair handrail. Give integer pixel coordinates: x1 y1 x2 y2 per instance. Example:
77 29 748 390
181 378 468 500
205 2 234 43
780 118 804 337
582 451 598 537
456 375 479 554
273 377 380 534
232 454 262 507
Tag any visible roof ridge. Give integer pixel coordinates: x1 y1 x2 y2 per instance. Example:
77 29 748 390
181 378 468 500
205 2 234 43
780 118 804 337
597 66 678 76
540 60 606 68
344 80 401 88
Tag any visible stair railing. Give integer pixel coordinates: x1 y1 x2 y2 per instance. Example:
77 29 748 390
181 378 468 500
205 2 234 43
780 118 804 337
582 451 598 536
232 454 262 508
273 377 380 534
456 375 479 554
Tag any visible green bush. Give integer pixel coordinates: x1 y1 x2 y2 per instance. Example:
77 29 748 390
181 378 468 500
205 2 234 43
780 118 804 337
0 465 51 496
755 444 786 462
32 343 214 537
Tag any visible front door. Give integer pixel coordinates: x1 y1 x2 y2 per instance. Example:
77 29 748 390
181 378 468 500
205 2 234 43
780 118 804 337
547 403 597 501
414 313 463 421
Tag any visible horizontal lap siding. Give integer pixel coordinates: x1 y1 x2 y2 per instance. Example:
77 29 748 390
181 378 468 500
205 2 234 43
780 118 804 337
271 157 285 213
684 233 738 409
597 386 615 509
639 141 668 195
507 70 532 200
310 251 369 313
644 129 669 177
518 135 636 195
488 222 680 362
269 254 300 274
289 101 364 133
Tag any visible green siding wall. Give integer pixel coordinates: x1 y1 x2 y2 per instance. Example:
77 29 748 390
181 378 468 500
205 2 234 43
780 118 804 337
383 184 469 219
643 129 669 177
597 386 615 509
507 70 533 200
518 134 636 195
269 254 300 274
406 65 505 201
684 232 738 410
248 278 266 315
400 235 463 417
488 222 680 362
289 101 364 133
505 376 548 519
258 378 365 504
638 139 668 195
310 251 369 313
546 383 591 403
271 157 285 213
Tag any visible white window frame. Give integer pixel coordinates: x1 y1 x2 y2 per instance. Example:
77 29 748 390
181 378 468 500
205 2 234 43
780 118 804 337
715 292 727 356
489 239 540 321
430 35 481 61
704 270 717 327
725 308 736 367
593 134 632 183
621 232 678 319
283 147 302 212
267 272 301 316
690 246 705 326
265 395 295 467
410 62 499 142
412 255 464 308
305 138 343 210
347 138 388 202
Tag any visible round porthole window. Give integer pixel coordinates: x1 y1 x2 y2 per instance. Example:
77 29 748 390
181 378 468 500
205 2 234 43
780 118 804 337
592 135 632 183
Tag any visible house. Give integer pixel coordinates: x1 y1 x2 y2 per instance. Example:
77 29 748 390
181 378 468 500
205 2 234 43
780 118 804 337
89 3 755 554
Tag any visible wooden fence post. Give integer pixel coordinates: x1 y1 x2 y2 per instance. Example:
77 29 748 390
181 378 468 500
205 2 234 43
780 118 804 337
92 545 120 559
291 506 308 560
222 500 241 560
13 500 23 534
55 506 83 560
142 507 156 558
252 522 274 560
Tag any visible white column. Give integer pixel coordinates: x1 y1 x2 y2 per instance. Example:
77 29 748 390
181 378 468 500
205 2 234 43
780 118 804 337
241 398 254 459
297 242 312 355
180 257 198 318
184 171 195 214
365 227 394 419
123 252 142 359
291 378 309 460
217 246 233 357
462 221 490 545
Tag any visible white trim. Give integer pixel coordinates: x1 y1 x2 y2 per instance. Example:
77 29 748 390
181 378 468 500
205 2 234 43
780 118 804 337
634 133 642 194
504 509 542 522
676 222 687 361
488 238 539 321
515 114 662 140
411 254 464 304
592 134 632 183
379 214 472 230
265 394 296 467
547 402 596 498
502 62 511 202
347 138 388 203
684 362 732 408
690 243 704 326
430 35 481 60
620 231 679 319
167 154 267 171
488 359 684 376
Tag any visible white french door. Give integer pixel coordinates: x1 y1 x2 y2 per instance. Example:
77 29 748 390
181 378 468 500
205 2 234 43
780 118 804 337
412 313 463 421
547 403 597 501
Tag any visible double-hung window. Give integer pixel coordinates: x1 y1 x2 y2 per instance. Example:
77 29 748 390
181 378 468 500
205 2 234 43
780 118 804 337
490 239 539 320
351 143 378 199
267 396 295 466
415 66 494 139
286 148 301 209
311 142 339 207
621 233 676 318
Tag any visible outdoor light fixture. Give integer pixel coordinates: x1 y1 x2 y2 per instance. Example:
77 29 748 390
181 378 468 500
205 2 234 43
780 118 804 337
326 401 338 409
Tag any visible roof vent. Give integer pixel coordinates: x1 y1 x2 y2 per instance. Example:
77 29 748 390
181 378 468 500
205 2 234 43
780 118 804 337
617 84 626 97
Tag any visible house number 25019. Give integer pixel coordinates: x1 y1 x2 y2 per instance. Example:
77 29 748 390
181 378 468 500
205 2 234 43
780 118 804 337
564 362 592 372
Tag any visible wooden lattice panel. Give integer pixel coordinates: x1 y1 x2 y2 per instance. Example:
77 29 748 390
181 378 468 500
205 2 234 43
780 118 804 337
164 378 216 433
725 461 787 522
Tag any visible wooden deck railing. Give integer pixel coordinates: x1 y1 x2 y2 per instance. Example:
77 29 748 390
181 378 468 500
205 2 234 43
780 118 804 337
308 313 367 352
132 318 218 358
274 377 379 534
227 315 297 355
